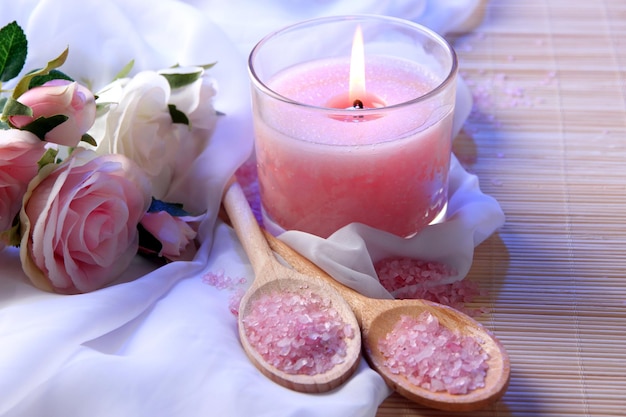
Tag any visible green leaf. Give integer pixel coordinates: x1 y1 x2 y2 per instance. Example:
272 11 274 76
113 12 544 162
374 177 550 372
80 133 97 147
200 62 217 70
37 147 58 170
12 46 69 99
0 214 22 247
95 101 113 116
168 104 190 126
0 21 28 83
0 96 8 128
1 96 32 121
19 114 68 140
113 59 134 80
148 198 191 216
27 69 74 89
170 62 216 71
160 68 203 89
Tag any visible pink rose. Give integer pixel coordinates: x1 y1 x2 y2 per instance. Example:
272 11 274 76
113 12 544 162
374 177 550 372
140 211 197 258
0 130 46 248
9 80 96 147
19 149 151 294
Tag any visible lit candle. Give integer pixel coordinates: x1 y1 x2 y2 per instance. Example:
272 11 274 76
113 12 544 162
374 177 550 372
249 15 458 238
326 25 386 111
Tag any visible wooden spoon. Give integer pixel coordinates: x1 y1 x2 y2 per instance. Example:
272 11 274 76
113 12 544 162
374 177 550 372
222 181 362 394
263 229 511 412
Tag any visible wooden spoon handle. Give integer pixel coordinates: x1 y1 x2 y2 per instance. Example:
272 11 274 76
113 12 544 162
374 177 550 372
222 181 276 279
264 231 342 289
262 229 370 315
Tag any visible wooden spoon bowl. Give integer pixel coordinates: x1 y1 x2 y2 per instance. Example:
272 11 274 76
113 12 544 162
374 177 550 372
223 181 362 394
363 301 509 411
236 276 362 393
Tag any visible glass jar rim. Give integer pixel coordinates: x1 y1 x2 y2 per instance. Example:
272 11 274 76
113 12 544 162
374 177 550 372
248 14 458 115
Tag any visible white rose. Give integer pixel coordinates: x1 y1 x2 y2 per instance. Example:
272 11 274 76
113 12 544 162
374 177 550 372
164 66 218 131
95 71 179 199
88 78 130 145
92 68 218 207
161 68 219 206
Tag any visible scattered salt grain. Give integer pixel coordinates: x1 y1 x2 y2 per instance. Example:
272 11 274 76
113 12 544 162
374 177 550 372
228 287 246 316
541 70 557 85
203 269 246 290
202 269 248 315
378 312 489 395
243 290 355 375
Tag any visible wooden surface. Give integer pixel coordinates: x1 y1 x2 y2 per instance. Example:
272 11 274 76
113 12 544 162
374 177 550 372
377 0 626 416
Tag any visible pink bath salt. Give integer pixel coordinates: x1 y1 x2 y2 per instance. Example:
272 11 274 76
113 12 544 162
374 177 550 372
202 269 248 316
379 312 489 395
202 269 247 290
375 256 486 317
242 290 355 375
376 257 456 289
229 287 246 316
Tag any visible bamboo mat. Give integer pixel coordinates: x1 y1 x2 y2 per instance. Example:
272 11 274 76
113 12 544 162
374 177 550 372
377 0 626 416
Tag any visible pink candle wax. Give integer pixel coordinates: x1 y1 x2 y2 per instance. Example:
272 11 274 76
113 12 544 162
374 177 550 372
253 56 454 238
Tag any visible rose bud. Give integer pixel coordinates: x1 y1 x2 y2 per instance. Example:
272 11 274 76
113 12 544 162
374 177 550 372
9 80 96 147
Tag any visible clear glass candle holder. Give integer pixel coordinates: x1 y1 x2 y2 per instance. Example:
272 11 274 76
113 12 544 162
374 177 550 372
248 15 458 238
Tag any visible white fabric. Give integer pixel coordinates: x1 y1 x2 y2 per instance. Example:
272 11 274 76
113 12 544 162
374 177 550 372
182 0 487 56
0 1 498 416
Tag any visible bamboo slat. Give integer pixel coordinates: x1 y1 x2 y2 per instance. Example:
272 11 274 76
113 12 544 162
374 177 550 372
377 0 626 415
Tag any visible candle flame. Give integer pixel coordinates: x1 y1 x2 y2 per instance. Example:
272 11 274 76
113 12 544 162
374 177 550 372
349 25 366 104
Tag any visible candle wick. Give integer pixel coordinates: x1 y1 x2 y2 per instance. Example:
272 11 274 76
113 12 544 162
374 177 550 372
353 99 364 109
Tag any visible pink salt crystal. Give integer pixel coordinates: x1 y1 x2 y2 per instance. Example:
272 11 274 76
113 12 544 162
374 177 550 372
202 269 248 316
375 256 486 317
229 287 246 316
203 269 246 290
242 290 354 375
378 312 489 395
376 257 456 290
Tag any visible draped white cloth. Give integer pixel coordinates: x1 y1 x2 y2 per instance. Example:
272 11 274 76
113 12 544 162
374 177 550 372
0 1 499 416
